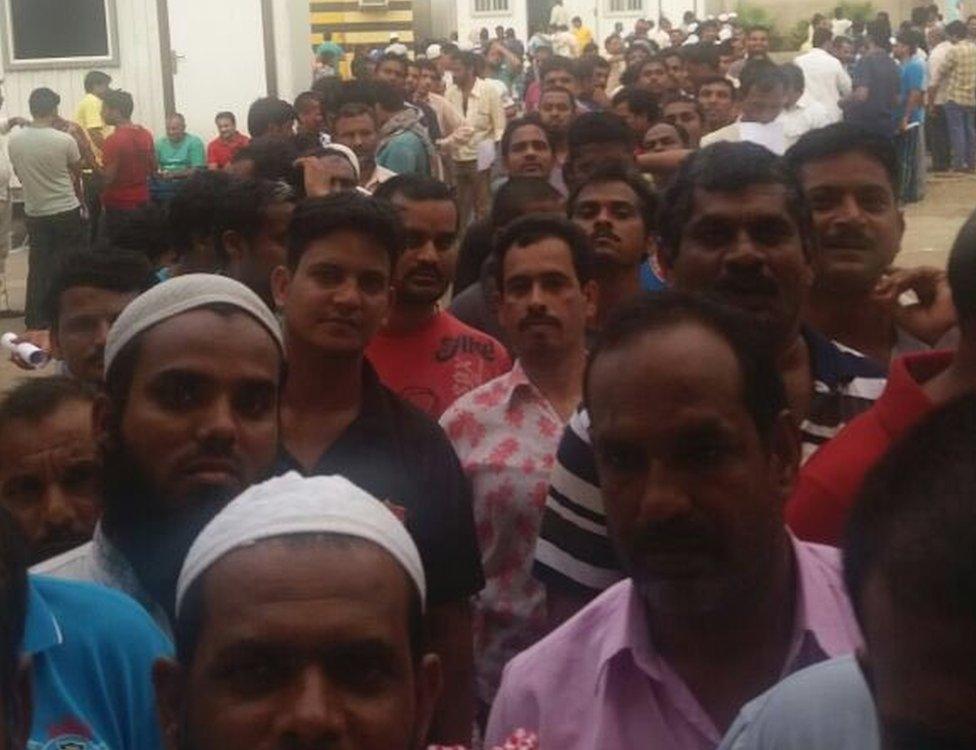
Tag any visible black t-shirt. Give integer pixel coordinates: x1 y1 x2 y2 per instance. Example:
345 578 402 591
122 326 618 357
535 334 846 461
277 363 485 606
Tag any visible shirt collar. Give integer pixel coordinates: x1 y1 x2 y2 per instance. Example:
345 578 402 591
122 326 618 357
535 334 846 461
23 578 63 655
502 360 537 409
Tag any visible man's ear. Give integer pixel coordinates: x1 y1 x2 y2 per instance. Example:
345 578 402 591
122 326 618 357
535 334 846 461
770 408 801 506
153 658 187 750
412 653 443 750
270 265 291 312
582 278 600 325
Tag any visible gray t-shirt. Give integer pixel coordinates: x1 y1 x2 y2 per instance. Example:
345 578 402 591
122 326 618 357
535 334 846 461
9 125 81 217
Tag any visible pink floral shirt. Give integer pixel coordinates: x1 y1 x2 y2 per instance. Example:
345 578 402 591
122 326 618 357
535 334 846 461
440 362 569 705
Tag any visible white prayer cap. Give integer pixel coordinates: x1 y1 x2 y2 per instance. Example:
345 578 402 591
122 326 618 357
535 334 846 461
426 43 442 59
104 273 284 377
321 142 361 181
718 13 729 22
175 472 426 617
719 27 733 40
386 42 409 56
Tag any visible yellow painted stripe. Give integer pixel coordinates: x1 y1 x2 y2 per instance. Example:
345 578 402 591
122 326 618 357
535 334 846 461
311 10 413 23
311 30 415 44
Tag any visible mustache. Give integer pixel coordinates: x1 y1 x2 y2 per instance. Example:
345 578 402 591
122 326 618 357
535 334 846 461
821 229 873 249
406 264 444 280
714 273 779 296
631 515 723 559
590 228 621 243
519 313 562 330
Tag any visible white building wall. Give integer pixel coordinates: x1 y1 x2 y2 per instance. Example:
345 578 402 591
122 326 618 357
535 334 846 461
0 0 167 136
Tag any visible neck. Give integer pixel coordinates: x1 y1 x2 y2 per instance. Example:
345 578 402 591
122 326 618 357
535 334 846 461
282 335 364 410
359 159 376 185
595 265 642 326
386 301 439 332
460 76 476 93
520 344 587 419
924 337 976 403
807 283 893 362
33 116 55 127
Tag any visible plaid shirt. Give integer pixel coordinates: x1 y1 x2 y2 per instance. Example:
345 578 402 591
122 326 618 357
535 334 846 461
941 39 976 107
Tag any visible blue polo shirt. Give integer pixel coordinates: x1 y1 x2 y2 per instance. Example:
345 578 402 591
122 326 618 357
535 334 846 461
25 576 172 750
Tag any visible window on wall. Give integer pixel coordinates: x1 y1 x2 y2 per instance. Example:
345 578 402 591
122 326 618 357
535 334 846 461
608 0 643 12
473 0 510 14
1 0 119 69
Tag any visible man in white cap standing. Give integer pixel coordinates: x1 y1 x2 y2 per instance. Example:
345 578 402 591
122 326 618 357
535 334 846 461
35 274 285 630
154 472 442 750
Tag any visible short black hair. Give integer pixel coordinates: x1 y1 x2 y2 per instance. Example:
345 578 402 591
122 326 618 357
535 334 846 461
568 162 659 237
611 86 661 123
584 291 786 445
233 136 303 188
83 70 111 92
215 111 236 124
812 26 833 47
373 173 455 205
895 28 921 53
213 178 296 266
293 91 322 114
540 84 577 110
28 87 60 118
372 81 405 113
780 63 805 94
567 111 635 160
0 508 28 728
661 92 705 122
449 50 479 71
947 209 976 327
493 214 596 290
577 54 610 80
167 170 234 255
681 42 720 70
784 122 899 193
491 176 563 229
0 376 96 435
844 394 976 630
376 51 409 72
287 192 404 271
247 96 297 138
101 203 171 264
47 250 153 327
946 19 968 38
866 19 891 49
540 55 578 81
659 142 811 263
696 75 736 99
501 114 551 158
102 89 134 119
333 101 377 126
739 59 786 97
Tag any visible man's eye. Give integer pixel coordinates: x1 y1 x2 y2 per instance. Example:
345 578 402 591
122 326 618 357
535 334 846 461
234 385 276 420
61 461 99 493
600 444 644 473
154 379 203 410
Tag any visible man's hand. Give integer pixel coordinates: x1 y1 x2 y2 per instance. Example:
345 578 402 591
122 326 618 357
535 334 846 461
875 266 958 346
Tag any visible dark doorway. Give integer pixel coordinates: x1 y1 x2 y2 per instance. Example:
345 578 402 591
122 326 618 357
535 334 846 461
527 0 552 37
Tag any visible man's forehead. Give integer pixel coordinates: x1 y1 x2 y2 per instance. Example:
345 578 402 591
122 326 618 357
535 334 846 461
511 124 547 142
799 151 894 191
689 183 793 220
134 309 282 367
391 196 457 227
61 285 138 312
575 180 640 205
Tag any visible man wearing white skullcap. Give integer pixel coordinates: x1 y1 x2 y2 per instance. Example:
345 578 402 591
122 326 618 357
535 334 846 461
154 472 443 750
36 274 285 631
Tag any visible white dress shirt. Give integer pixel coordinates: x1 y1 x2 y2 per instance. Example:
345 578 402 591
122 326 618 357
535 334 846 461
794 47 852 123
928 40 953 105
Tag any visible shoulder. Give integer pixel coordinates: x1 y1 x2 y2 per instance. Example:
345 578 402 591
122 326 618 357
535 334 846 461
31 542 95 581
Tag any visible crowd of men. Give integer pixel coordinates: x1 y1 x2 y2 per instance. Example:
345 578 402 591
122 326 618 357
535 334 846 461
0 6 974 749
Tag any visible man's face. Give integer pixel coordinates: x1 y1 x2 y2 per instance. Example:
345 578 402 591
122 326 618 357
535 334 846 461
216 117 237 140
376 60 407 92
613 101 652 141
389 198 458 306
505 123 554 176
112 310 281 511
833 40 854 66
746 29 770 57
417 68 436 97
740 84 785 124
542 69 579 96
567 144 635 188
798 151 904 295
860 571 976 750
643 123 684 152
698 82 737 130
570 180 648 268
224 201 294 309
499 237 595 358
314 156 359 195
539 91 574 136
892 40 910 60
334 113 379 168
297 103 324 135
156 540 440 750
588 323 795 615
700 25 719 43
664 184 812 345
449 58 472 88
625 46 651 68
102 106 121 127
93 82 111 99
167 117 186 142
589 65 610 94
719 52 736 75
607 36 625 54
664 55 688 89
52 286 140 384
638 61 671 94
274 231 392 355
0 399 99 563
663 102 703 146
405 65 420 97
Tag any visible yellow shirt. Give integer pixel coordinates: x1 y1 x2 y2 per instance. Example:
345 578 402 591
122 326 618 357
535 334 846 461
74 93 112 165
572 26 593 50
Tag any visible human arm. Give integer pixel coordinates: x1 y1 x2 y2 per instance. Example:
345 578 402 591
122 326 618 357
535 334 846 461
635 148 692 177
874 266 958 346
837 64 853 98
489 87 507 142
188 136 206 168
102 133 120 186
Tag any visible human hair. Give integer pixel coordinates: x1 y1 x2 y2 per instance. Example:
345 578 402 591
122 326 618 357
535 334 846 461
584 291 786 444
373 173 455 207
415 58 438 75
0 376 96 436
739 60 786 96
247 96 297 138
449 50 479 72
540 85 577 111
215 111 236 125
780 63 805 94
174 533 426 665
577 54 610 81
697 75 736 99
540 55 578 81
611 86 661 123
659 142 811 263
491 177 563 229
866 19 891 49
745 24 770 35
83 70 111 92
946 19 968 39
567 111 635 159
784 122 899 193
28 87 60 118
0 508 27 730
46 250 153 326
213 178 295 266
334 101 377 128
167 169 234 255
493 214 596 290
376 51 409 73
568 162 659 237
287 192 404 271
895 28 920 53
661 93 706 125
102 89 134 119
812 26 833 47
500 114 551 158
101 203 172 264
844 394 976 629
947 209 976 328
372 81 405 113
681 42 720 70
293 91 322 115
167 112 186 126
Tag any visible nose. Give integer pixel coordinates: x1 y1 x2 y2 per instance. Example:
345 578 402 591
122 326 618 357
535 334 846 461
833 192 868 225
639 460 694 524
415 239 439 264
331 276 362 310
197 393 237 448
278 666 343 743
725 227 764 267
42 486 82 532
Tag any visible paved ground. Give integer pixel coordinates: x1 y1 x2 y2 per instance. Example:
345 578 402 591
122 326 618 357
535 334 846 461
0 174 972 392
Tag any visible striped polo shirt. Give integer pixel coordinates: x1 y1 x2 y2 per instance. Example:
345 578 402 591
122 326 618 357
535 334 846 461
533 326 887 593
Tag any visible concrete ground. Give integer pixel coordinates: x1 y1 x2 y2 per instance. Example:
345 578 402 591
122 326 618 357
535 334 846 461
0 174 972 392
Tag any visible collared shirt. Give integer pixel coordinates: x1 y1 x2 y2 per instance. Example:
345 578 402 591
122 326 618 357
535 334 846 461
440 361 569 703
928 40 953 105
422 92 465 140
155 133 206 172
940 39 976 107
206 131 250 168
487 536 861 750
534 327 886 593
25 575 172 750
446 77 507 163
899 56 927 125
794 47 852 121
779 96 834 148
787 349 949 545
276 362 484 606
719 655 879 749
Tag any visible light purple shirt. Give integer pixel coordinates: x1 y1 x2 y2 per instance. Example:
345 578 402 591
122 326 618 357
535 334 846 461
486 535 861 750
